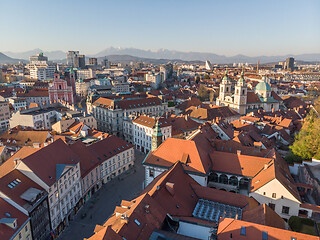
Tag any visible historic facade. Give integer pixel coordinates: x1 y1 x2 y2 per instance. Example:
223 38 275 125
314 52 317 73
49 72 74 104
216 70 280 114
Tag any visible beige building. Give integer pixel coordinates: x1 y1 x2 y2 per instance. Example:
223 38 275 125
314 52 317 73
0 98 11 133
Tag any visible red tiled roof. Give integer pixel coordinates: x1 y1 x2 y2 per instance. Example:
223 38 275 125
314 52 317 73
242 204 285 229
246 91 261 103
144 138 213 175
0 147 40 178
88 135 134 162
133 115 171 128
69 140 100 178
211 151 272 177
0 169 45 208
18 88 49 97
21 139 81 186
218 217 320 240
0 198 29 240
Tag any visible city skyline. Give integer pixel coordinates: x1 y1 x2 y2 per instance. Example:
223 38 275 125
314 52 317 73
1 0 319 56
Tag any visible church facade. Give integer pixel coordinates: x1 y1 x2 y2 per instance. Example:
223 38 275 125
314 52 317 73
49 72 74 104
216 70 280 115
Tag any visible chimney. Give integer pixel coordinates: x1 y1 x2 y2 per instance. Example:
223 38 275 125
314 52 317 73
120 214 129 224
185 115 188 121
14 158 21 166
264 164 268 170
237 150 241 156
272 108 275 113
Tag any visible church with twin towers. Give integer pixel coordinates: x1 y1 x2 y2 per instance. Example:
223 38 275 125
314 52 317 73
216 70 280 115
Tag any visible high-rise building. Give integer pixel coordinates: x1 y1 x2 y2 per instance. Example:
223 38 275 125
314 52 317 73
67 51 86 68
286 57 294 70
102 57 110 68
29 52 48 62
89 57 98 65
75 54 86 68
67 51 79 66
27 53 56 80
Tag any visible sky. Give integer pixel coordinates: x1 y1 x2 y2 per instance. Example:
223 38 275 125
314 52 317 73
0 0 319 56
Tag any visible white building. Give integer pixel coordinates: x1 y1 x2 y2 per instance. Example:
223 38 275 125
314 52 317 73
0 97 11 132
92 96 167 137
27 53 55 80
132 115 171 153
15 139 82 232
76 69 96 80
113 82 130 93
10 104 62 129
88 136 135 184
8 97 27 112
146 72 161 89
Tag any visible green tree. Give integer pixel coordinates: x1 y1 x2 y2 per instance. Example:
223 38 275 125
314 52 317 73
290 113 320 160
198 85 208 101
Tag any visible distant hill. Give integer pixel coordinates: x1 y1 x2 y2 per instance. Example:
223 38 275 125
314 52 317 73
3 47 320 64
4 49 66 61
0 52 24 64
92 47 320 64
98 54 203 65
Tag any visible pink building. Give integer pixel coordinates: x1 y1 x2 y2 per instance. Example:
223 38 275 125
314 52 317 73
49 73 74 104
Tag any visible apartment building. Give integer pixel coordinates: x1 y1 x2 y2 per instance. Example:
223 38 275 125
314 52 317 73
15 139 82 236
92 96 167 137
10 105 62 129
18 88 50 107
0 99 10 132
132 115 171 153
27 53 55 80
0 169 51 240
88 135 135 184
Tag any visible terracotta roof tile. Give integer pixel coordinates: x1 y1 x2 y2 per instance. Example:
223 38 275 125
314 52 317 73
218 217 320 240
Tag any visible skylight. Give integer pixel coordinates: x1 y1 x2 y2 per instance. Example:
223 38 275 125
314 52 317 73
134 219 141 226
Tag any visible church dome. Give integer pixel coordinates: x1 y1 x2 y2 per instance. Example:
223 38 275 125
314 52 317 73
255 81 271 91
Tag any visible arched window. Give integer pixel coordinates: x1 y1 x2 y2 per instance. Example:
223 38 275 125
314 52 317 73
219 174 228 184
229 176 238 186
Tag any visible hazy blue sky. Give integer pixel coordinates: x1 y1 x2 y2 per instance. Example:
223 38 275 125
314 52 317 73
1 0 319 56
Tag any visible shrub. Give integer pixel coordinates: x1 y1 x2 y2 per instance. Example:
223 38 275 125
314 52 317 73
301 217 314 226
289 216 302 232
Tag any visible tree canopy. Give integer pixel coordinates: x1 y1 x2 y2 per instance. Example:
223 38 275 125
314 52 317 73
290 112 320 160
197 85 208 101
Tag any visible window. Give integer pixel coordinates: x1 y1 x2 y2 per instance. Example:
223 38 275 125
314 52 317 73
262 231 268 240
149 169 154 177
272 193 276 198
263 192 266 195
240 226 246 236
268 203 275 211
25 225 28 232
282 206 290 214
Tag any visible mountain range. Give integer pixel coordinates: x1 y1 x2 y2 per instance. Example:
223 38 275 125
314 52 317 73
1 47 320 64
